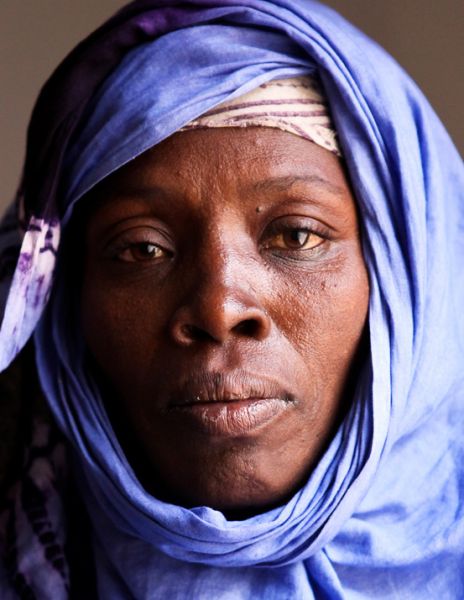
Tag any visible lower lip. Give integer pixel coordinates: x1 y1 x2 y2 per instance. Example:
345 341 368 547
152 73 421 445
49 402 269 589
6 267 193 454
170 398 290 437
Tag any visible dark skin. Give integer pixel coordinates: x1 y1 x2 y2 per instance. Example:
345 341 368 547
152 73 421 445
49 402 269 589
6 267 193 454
80 127 369 517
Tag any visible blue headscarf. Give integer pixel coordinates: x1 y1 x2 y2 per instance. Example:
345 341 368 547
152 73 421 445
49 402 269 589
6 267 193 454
1 1 463 597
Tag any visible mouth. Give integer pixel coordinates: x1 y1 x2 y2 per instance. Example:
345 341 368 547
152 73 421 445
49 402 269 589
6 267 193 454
167 371 295 437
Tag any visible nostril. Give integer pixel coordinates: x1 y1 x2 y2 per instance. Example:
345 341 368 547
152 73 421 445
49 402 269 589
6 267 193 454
180 324 213 342
233 319 261 337
171 302 271 345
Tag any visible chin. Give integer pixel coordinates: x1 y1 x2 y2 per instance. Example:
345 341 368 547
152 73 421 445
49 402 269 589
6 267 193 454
143 442 309 518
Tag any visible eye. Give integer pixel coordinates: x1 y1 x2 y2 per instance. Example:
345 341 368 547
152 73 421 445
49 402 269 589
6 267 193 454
102 220 174 263
116 242 171 262
264 228 324 251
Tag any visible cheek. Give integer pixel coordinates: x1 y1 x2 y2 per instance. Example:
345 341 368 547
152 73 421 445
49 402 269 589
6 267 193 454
271 251 369 384
80 265 166 387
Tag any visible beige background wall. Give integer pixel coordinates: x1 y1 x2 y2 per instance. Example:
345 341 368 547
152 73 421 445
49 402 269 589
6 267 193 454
1 1 462 210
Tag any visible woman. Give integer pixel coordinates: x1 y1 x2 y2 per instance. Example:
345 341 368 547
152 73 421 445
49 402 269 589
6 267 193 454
0 0 463 598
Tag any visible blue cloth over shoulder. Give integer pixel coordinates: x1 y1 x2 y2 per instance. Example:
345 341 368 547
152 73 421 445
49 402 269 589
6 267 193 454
0 1 463 598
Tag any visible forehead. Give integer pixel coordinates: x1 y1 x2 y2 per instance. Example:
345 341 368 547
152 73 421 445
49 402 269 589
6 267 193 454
80 126 355 226
90 127 350 194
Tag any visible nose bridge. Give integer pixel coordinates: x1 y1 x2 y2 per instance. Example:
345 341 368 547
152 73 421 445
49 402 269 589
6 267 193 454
170 222 270 344
202 227 249 301
191 223 257 320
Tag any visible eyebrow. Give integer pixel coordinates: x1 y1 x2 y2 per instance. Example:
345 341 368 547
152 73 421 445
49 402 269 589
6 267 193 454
90 174 347 215
251 175 346 197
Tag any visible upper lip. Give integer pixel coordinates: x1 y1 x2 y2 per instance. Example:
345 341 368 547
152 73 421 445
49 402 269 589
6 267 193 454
168 371 293 407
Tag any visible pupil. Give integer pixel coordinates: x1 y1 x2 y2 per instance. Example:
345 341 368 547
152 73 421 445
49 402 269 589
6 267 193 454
143 243 156 255
133 243 158 259
288 230 308 246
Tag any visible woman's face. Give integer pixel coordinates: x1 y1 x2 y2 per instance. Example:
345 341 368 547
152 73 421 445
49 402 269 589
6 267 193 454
81 127 369 516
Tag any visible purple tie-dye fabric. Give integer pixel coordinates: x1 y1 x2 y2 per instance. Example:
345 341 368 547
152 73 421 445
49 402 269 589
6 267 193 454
1 1 464 598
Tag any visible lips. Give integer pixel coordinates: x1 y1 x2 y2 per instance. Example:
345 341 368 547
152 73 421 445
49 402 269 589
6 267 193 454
167 371 295 437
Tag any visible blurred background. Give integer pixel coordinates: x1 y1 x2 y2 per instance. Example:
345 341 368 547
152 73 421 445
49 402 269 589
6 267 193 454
1 0 462 210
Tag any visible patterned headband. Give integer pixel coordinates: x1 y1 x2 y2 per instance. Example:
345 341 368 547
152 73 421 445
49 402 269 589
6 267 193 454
181 76 342 156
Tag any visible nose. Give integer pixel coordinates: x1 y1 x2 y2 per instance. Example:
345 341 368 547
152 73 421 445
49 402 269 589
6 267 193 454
169 254 271 346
